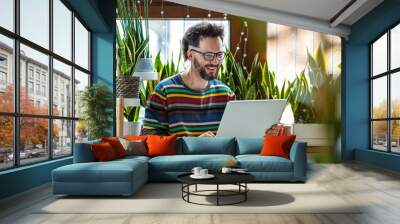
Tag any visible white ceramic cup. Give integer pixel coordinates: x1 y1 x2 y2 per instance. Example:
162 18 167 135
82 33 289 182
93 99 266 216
200 169 208 176
221 167 232 174
191 167 202 176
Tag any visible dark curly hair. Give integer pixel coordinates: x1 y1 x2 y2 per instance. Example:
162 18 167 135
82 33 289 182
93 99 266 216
182 22 224 60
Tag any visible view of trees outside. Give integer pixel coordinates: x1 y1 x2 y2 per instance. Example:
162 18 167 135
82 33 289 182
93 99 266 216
0 86 61 168
0 0 91 170
371 25 400 153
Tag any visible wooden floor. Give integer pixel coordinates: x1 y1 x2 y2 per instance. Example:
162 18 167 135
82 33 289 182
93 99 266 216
1 162 400 224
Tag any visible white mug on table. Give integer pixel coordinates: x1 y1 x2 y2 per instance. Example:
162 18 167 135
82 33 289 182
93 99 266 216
191 167 202 176
199 169 208 176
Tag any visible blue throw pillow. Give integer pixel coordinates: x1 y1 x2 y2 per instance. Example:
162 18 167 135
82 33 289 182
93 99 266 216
180 137 235 155
236 137 263 155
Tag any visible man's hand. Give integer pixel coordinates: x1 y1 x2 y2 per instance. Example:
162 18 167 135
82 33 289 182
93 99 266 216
199 131 215 137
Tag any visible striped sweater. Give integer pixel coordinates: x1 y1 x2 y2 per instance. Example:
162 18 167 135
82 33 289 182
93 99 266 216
142 74 235 136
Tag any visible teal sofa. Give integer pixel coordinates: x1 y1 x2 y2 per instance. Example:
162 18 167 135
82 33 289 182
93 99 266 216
52 137 307 196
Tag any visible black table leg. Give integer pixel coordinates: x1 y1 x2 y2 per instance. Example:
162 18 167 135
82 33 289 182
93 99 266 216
245 183 247 201
216 184 219 206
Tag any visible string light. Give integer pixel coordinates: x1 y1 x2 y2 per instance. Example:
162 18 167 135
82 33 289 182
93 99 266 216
186 6 190 18
223 13 227 20
161 0 166 47
207 10 211 18
160 0 164 17
233 20 249 72
137 0 142 18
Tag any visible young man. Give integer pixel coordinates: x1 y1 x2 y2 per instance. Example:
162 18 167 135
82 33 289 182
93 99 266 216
142 22 235 137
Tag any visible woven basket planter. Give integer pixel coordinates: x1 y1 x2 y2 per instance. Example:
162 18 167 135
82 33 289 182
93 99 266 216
116 76 140 98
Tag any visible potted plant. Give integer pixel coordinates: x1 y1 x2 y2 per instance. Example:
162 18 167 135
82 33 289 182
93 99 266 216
123 106 141 135
116 0 153 135
292 45 340 162
116 0 149 101
79 84 114 140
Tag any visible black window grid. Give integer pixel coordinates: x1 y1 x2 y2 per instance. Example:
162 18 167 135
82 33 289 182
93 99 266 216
0 0 92 171
370 21 400 154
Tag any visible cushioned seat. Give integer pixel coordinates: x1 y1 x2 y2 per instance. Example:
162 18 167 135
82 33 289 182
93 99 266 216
236 155 293 172
148 154 235 181
52 158 148 195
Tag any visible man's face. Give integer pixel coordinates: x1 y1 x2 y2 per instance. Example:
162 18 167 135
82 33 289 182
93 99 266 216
188 37 224 81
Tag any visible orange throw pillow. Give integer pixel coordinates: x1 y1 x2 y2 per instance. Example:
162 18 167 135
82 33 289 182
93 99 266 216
91 142 117 161
146 135 177 157
124 135 148 142
101 137 126 158
260 134 296 159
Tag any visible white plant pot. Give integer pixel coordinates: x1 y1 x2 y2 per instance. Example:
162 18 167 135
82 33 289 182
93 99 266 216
293 123 334 147
123 121 142 136
124 98 140 106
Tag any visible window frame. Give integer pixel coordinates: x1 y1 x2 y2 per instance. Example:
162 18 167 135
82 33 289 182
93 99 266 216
0 0 92 171
370 20 400 154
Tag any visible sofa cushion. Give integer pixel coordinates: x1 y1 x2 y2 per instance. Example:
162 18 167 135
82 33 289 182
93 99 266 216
73 140 100 163
236 155 293 172
147 135 177 157
179 137 235 155
235 137 263 155
119 138 147 156
149 154 235 172
91 142 118 161
101 137 127 158
52 158 147 183
260 135 296 159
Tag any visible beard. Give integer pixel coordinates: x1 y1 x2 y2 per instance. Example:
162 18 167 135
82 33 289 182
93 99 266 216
193 58 219 81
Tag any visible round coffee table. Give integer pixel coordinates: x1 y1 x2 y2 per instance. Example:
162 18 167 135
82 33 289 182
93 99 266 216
177 173 255 206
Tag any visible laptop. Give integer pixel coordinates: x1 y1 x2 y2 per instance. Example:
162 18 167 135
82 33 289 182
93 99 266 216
216 99 287 138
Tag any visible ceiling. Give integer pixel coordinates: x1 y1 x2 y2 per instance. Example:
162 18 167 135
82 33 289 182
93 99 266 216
166 0 384 38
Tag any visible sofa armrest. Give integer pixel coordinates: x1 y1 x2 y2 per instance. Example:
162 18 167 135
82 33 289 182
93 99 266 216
289 141 307 181
73 140 100 163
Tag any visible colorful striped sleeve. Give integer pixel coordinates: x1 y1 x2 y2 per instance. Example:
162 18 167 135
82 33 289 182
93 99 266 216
142 85 169 135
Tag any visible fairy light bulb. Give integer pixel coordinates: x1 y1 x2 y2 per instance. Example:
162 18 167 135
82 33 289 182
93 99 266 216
186 14 190 18
160 10 164 15
208 10 211 18
223 13 227 20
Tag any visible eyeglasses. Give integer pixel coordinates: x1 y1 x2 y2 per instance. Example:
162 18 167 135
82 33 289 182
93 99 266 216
190 48 225 61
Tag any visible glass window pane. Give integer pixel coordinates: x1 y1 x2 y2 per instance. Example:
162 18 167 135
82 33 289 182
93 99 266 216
75 18 89 70
391 72 400 118
372 121 388 151
0 0 14 31
20 117 49 165
53 0 72 60
142 19 230 63
53 59 72 117
53 119 72 158
372 33 387 76
372 77 387 119
0 35 14 112
75 120 88 143
391 120 400 153
20 44 49 115
391 24 400 70
20 0 49 49
0 116 14 170
74 69 89 118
